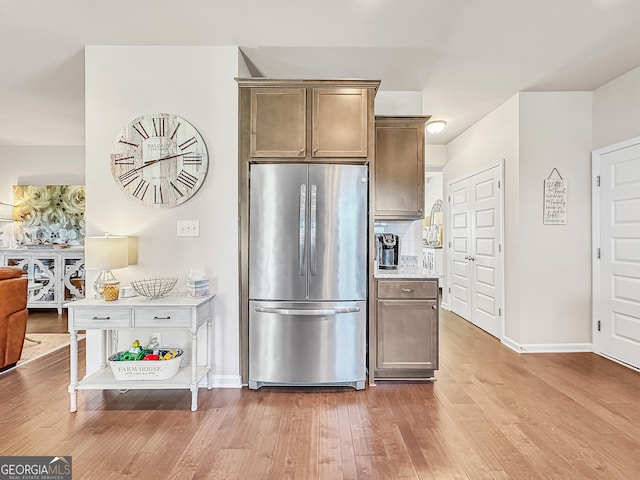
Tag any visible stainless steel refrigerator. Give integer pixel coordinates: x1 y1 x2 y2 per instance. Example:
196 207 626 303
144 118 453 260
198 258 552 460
248 163 368 390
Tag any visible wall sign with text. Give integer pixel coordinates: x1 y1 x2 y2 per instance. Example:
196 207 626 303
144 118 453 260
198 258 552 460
543 168 567 225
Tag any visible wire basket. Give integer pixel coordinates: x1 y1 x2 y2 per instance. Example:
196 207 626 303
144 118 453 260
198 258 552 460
130 276 178 299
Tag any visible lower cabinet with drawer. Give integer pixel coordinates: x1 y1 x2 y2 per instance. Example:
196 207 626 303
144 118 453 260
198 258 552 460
373 278 438 381
65 295 215 412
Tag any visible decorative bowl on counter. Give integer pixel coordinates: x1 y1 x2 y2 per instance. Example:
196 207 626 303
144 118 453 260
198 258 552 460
130 276 177 299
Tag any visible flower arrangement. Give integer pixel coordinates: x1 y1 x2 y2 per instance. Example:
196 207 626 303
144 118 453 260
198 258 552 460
13 185 86 246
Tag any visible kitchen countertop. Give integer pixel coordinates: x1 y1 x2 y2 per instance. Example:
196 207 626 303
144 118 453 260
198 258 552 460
374 267 439 280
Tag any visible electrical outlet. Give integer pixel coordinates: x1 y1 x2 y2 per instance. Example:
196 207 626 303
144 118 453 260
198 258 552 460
150 332 162 348
177 220 200 237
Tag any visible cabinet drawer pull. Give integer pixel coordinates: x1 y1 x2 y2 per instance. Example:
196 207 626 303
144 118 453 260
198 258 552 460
432 304 437 310
154 316 171 320
92 316 110 320
401 288 414 293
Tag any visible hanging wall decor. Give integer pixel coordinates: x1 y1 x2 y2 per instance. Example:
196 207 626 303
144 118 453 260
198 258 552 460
543 168 567 225
13 185 86 247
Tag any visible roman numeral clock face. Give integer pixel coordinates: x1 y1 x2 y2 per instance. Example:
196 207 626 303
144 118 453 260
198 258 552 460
110 113 209 208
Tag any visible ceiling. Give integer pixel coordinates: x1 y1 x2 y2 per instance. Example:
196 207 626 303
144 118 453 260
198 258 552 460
2 0 640 147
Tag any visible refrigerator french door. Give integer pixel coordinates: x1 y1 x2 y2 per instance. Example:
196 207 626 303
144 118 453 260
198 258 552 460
249 163 368 389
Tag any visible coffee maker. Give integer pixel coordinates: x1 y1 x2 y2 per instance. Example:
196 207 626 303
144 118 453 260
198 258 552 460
376 233 399 270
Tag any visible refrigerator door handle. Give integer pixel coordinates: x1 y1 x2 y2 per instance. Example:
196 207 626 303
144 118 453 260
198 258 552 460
254 306 360 316
310 184 317 276
299 184 307 276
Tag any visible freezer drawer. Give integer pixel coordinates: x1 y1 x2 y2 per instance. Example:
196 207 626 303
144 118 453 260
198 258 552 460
248 300 366 389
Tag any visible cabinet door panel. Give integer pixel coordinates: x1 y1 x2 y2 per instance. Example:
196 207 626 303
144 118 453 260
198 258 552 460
312 88 367 157
251 88 306 158
374 119 426 219
377 299 438 370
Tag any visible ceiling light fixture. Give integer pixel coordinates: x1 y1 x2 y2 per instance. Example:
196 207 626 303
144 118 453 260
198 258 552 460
426 120 447 134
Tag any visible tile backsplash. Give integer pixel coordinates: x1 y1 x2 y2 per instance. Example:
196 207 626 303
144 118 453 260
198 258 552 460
374 220 424 266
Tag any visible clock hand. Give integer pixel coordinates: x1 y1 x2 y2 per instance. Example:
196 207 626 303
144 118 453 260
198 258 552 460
137 152 193 171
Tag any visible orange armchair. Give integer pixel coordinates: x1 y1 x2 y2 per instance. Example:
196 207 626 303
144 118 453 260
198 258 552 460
0 267 28 371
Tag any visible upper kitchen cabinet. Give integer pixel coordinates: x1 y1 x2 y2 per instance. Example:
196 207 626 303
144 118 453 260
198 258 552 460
374 116 430 220
250 87 306 157
237 79 380 161
311 88 368 158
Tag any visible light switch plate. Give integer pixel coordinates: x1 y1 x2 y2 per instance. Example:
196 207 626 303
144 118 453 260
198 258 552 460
177 220 200 237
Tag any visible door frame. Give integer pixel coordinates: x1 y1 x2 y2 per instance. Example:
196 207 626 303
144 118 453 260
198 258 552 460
592 136 640 371
445 160 505 340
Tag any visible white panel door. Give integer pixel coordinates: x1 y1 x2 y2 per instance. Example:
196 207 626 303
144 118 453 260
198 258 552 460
596 142 640 369
448 164 503 339
469 167 502 338
449 179 471 319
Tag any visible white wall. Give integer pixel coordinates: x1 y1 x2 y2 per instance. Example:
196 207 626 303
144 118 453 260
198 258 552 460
445 95 520 339
0 145 84 243
445 92 593 350
518 92 593 347
374 91 423 115
593 65 640 150
85 46 241 386
425 145 447 167
424 173 443 217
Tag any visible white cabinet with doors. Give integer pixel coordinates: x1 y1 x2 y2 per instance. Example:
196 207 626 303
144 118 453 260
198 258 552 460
0 247 84 314
447 163 503 338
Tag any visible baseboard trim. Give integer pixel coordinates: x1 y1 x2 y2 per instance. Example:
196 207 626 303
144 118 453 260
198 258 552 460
502 336 592 354
596 352 640 373
211 374 243 388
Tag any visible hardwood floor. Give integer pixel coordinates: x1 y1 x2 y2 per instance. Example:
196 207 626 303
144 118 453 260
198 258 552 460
26 308 69 334
2 308 640 479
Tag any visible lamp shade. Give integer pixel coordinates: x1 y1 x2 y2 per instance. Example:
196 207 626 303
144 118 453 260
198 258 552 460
85 235 128 270
0 202 14 221
432 212 444 225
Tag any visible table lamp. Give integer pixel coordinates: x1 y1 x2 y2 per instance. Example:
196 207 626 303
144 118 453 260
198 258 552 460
85 234 128 298
0 202 14 247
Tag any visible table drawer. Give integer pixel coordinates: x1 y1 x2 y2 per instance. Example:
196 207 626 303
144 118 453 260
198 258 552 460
133 308 192 328
377 280 437 299
71 309 131 329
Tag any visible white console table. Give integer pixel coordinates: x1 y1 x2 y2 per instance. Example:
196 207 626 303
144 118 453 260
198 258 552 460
66 294 214 412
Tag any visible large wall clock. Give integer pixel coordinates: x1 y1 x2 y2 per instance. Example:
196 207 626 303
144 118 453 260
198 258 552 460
110 113 209 208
